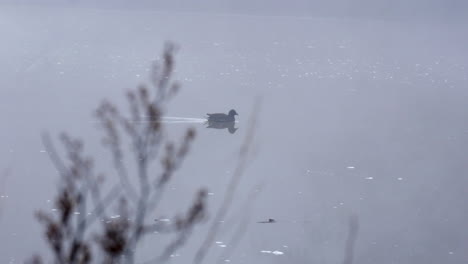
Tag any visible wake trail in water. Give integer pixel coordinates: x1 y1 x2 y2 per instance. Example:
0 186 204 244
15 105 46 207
91 116 207 124
160 116 239 124
159 116 207 124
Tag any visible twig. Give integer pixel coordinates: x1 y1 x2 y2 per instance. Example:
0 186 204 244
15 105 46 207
343 215 359 264
41 133 69 176
216 184 263 263
194 99 261 264
82 184 121 227
0 167 11 218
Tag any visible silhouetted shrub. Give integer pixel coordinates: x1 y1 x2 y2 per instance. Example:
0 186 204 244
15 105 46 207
31 44 207 264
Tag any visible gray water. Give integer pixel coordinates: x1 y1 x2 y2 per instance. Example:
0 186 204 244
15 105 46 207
1 5 468 264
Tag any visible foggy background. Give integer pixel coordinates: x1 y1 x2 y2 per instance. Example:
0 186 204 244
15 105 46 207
2 0 468 19
1 1 468 263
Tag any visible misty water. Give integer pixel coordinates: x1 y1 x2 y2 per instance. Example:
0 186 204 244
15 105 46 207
1 5 468 264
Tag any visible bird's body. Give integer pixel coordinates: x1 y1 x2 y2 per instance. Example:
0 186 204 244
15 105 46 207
206 120 238 134
206 109 238 123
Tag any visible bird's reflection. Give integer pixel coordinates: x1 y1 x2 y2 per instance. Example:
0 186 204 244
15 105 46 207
205 120 238 134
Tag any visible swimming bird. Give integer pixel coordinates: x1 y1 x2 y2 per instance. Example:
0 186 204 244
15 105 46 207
207 109 238 123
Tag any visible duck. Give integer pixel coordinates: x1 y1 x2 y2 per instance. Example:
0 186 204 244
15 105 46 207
207 109 238 123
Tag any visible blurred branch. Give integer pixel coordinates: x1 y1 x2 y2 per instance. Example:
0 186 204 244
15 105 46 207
216 184 263 263
343 214 359 264
194 98 261 264
0 167 11 219
156 189 207 262
96 102 139 203
41 133 69 176
34 43 224 264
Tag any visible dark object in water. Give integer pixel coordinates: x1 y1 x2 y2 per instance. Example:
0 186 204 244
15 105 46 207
207 109 238 123
206 120 238 134
257 218 276 223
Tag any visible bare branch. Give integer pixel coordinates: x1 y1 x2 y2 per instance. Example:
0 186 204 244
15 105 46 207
194 98 261 264
35 44 212 264
216 184 262 263
41 133 70 177
142 189 208 264
343 215 360 264
96 102 139 202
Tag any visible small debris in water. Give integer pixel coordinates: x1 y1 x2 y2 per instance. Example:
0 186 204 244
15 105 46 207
365 177 374 180
261 250 284 255
347 166 355 169
155 218 171 222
